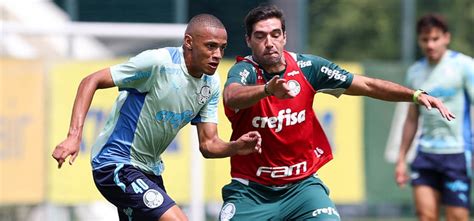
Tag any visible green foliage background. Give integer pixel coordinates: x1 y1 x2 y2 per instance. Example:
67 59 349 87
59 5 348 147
308 0 473 61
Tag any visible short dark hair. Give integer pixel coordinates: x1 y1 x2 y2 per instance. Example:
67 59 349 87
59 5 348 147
186 14 225 34
244 5 285 37
416 13 449 34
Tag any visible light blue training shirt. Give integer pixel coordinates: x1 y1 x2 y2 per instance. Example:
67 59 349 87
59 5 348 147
91 47 220 175
406 50 474 154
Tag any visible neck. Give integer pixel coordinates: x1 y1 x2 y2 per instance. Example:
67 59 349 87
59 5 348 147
429 49 448 65
183 47 203 78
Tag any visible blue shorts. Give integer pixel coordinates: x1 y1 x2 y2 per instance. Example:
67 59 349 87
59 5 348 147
410 152 471 209
93 164 176 221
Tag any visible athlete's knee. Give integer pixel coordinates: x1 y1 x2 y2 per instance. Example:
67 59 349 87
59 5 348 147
445 206 469 221
158 205 188 221
416 209 438 221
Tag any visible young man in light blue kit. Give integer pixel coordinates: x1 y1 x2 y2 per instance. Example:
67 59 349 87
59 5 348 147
395 13 473 221
52 14 262 221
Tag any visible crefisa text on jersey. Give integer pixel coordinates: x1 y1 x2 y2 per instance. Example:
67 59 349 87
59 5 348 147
251 108 306 132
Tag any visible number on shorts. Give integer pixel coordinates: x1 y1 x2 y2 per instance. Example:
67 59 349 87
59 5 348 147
131 178 149 194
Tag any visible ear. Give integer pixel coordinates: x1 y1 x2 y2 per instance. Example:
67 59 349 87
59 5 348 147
245 34 251 48
184 34 193 50
282 31 287 46
445 32 451 45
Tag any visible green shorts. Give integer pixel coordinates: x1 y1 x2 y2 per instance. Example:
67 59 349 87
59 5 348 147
219 175 340 221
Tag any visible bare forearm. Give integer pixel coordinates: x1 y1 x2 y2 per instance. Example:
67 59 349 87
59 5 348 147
67 69 114 138
346 75 414 102
200 138 236 158
224 83 267 109
398 122 417 161
398 105 419 162
67 77 99 138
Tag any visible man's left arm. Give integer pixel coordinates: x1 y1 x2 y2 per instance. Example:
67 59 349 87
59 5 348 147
345 74 455 120
195 123 262 158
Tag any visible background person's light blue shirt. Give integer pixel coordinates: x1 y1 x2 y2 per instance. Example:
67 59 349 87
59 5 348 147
406 50 474 154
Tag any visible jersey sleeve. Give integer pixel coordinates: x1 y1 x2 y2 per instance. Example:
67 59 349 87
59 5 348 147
224 61 258 87
110 49 166 93
462 55 474 104
404 63 418 89
191 75 220 124
299 54 353 97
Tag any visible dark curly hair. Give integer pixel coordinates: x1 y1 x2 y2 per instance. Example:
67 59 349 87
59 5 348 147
244 5 286 37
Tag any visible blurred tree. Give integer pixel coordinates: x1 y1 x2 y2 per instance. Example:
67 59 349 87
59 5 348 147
53 0 472 60
308 0 473 61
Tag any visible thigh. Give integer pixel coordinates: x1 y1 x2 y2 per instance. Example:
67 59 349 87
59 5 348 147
283 176 340 221
219 180 278 221
93 164 176 221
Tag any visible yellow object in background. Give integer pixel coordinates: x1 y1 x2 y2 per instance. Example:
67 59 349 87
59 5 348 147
0 59 46 204
315 63 365 203
48 60 121 204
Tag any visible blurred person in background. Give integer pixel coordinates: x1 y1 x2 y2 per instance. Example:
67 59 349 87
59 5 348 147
395 13 473 221
51 14 262 221
219 5 455 221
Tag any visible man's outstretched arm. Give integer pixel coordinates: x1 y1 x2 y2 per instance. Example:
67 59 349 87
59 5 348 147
51 68 115 168
345 74 455 120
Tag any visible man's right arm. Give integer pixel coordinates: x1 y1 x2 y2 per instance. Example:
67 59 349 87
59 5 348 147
51 68 115 168
224 83 269 109
395 104 419 187
224 63 293 110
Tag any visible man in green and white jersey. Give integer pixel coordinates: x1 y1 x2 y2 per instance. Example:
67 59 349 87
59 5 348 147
395 13 473 221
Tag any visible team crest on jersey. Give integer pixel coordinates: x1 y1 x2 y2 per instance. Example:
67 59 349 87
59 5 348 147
220 203 236 221
287 80 301 96
143 189 164 208
197 85 211 104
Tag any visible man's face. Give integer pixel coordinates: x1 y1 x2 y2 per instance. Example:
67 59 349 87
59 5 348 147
246 18 286 68
189 26 227 75
418 27 450 63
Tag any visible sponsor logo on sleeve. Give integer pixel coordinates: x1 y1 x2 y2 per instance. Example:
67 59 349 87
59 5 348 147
239 69 250 85
320 66 347 82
